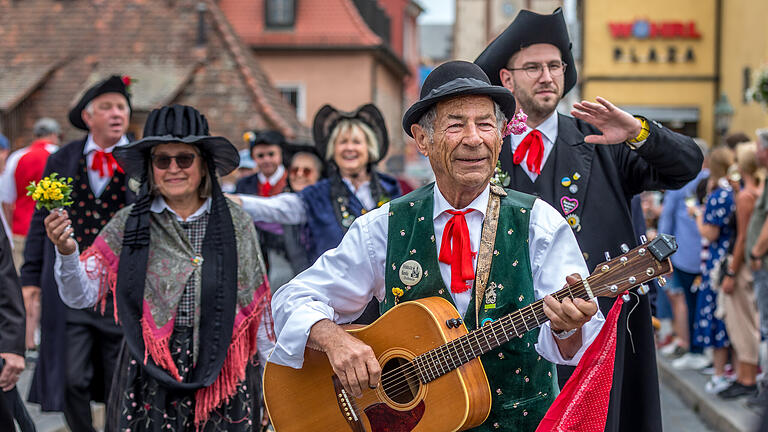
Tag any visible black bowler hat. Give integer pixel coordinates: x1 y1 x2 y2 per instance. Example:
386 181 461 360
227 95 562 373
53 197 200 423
313 103 389 164
68 75 133 131
402 61 516 137
113 104 239 181
474 8 577 95
244 130 286 151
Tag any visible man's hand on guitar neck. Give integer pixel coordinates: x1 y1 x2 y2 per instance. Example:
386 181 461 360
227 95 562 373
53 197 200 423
307 319 382 398
542 274 599 360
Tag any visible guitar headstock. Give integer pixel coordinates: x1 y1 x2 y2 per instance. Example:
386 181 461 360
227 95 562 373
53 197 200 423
586 234 677 298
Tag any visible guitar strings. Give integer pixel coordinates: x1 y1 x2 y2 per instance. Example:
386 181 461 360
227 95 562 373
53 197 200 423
361 282 604 405
374 282 596 391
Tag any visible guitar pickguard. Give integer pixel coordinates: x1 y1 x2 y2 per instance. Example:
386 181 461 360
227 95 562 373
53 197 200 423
365 401 425 432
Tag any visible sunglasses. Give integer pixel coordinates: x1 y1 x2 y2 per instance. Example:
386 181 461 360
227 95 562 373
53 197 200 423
290 166 315 177
152 153 196 169
254 151 276 159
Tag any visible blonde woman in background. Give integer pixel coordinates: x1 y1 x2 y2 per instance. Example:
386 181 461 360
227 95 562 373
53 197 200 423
718 142 762 399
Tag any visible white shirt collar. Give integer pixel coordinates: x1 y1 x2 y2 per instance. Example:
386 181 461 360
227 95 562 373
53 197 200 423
257 164 285 186
432 183 490 220
150 196 212 222
511 111 559 147
83 134 129 154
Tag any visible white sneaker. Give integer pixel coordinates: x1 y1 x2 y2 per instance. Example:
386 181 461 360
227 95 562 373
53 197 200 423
672 353 711 370
705 375 732 394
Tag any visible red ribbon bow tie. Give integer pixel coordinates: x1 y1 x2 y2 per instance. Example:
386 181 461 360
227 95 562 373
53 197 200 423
90 150 123 178
438 209 476 293
512 129 544 175
259 182 273 196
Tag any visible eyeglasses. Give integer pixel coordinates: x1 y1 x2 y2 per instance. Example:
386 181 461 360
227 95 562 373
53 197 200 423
508 61 567 79
151 153 196 169
254 151 276 159
290 166 315 177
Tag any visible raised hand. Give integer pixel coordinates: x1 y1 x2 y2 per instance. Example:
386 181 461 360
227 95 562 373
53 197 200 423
44 209 77 255
571 96 643 145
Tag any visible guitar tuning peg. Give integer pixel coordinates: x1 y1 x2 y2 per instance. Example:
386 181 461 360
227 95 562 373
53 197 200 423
640 235 648 244
657 276 667 287
604 251 611 261
620 243 630 253
638 284 650 295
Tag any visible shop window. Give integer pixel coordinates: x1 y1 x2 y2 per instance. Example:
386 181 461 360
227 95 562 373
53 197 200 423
667 46 677 63
684 48 695 62
744 67 751 103
648 48 657 62
265 0 296 29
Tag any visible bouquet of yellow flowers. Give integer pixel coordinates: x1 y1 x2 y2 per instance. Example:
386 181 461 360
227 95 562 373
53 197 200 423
26 173 75 211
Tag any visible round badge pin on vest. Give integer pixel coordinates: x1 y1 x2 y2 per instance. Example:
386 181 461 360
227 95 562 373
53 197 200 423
399 260 423 286
481 318 494 327
569 184 578 194
560 177 571 187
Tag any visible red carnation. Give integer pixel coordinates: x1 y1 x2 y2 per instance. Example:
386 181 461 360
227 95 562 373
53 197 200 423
122 76 132 86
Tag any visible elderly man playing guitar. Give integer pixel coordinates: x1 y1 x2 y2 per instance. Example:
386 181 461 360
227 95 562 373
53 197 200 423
266 61 605 432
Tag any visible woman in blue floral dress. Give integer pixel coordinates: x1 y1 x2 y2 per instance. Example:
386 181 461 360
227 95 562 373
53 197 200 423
693 146 735 394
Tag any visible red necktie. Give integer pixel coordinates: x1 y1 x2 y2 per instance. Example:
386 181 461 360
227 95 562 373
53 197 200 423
512 129 544 175
438 209 476 293
259 182 273 196
90 150 123 178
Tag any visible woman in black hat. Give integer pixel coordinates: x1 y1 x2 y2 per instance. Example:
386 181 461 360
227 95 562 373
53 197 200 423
43 104 274 431
234 104 401 267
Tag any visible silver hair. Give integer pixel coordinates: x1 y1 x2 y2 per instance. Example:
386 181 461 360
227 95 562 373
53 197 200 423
33 117 61 137
416 101 507 142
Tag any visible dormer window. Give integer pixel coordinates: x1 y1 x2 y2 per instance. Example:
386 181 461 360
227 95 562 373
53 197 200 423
265 0 296 29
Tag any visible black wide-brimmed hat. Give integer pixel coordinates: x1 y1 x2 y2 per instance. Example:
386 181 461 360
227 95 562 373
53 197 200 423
474 8 576 95
68 75 133 131
113 104 239 181
244 130 287 151
312 104 389 164
402 61 516 137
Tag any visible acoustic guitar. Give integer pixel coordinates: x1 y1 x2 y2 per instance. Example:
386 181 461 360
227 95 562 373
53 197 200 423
263 234 677 432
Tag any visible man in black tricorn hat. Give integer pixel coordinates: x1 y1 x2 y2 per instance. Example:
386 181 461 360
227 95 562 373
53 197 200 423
266 60 603 432
20 75 134 432
475 8 703 432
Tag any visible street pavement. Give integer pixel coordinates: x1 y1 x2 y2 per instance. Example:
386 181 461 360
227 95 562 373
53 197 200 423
15 355 739 432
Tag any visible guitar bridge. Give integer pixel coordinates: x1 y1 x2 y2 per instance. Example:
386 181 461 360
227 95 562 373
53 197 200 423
332 375 365 432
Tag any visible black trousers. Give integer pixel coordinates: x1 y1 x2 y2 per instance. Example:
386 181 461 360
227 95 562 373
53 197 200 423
63 321 122 432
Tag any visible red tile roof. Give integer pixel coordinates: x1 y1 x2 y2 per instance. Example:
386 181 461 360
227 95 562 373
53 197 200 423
222 0 382 47
0 0 309 145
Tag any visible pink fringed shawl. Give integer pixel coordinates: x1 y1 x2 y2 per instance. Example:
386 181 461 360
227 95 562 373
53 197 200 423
80 202 274 427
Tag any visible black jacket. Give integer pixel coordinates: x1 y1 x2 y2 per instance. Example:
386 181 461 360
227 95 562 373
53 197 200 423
0 226 25 358
500 114 703 432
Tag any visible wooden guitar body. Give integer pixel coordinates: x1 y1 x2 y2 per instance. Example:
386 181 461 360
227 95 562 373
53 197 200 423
263 296 492 432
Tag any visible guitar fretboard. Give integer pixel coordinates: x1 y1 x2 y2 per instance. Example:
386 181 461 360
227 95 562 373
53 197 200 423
413 278 593 383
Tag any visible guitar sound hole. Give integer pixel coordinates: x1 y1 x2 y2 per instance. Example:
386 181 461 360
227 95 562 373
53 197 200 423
381 357 420 404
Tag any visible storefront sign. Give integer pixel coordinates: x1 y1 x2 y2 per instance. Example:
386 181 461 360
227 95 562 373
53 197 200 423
609 19 702 39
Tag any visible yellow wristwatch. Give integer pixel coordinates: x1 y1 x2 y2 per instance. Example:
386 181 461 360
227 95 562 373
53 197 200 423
626 116 650 150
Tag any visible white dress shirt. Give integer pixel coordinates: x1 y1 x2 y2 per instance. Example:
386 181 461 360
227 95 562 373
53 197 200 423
84 134 129 197
54 196 274 365
269 183 604 369
257 164 285 187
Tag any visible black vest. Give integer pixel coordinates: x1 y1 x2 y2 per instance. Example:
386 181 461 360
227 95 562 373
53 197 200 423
67 157 128 325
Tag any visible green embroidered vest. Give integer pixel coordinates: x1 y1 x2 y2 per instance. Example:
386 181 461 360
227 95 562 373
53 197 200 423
382 183 556 431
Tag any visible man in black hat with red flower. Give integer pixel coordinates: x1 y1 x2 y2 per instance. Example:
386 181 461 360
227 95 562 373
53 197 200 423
475 8 703 432
20 75 135 432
